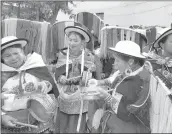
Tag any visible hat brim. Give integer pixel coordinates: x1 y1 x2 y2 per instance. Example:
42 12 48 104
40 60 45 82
108 47 145 59
1 38 28 51
153 29 172 48
64 26 91 43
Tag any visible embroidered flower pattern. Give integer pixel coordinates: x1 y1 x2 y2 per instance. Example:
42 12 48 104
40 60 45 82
11 85 20 95
24 82 36 92
148 52 172 67
148 52 172 82
161 70 172 82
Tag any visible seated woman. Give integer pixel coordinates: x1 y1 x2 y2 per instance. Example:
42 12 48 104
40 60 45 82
54 25 101 133
145 29 172 88
87 41 151 133
1 36 58 133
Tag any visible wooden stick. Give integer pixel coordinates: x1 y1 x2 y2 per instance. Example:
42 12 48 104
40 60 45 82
67 76 82 81
14 121 38 129
81 49 85 75
66 45 69 78
77 90 83 133
85 70 89 87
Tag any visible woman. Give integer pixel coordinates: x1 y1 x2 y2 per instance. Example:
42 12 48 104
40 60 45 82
146 29 172 88
88 41 151 133
54 25 101 133
1 36 58 133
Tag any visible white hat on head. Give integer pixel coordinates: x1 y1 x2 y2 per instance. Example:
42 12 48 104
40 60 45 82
1 36 28 51
109 40 145 59
64 26 91 43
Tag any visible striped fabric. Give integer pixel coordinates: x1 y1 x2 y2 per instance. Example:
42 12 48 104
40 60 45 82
1 19 95 63
149 75 172 133
52 21 75 53
1 19 53 64
75 12 104 44
146 27 157 46
99 26 146 59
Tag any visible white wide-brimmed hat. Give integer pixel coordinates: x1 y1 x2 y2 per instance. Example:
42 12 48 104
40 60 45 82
154 28 172 48
1 36 28 51
109 40 145 59
64 26 91 43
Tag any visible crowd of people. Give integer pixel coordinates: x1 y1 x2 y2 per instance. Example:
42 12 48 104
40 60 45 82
1 16 172 133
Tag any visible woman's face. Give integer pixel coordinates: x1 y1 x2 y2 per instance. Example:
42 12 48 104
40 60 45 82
2 47 25 68
161 34 172 56
112 53 129 73
68 32 84 52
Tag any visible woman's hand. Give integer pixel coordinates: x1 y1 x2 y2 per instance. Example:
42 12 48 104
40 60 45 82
59 75 68 84
2 115 17 127
70 77 80 83
96 86 110 100
101 73 106 79
89 64 96 72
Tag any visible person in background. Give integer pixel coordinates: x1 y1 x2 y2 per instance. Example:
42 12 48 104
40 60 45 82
156 27 170 39
152 28 172 59
143 29 172 89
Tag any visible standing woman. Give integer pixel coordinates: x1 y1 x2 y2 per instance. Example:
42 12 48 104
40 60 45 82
54 26 101 133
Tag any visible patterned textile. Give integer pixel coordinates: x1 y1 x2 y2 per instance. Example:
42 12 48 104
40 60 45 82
1 19 53 63
147 51 172 88
58 96 88 114
149 75 172 133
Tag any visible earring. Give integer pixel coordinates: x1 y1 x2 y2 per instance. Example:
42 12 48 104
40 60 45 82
125 68 132 76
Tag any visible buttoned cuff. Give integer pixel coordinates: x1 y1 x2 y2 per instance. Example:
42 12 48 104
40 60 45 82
111 92 123 114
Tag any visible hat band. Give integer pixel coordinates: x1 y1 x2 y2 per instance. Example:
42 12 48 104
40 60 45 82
1 38 28 51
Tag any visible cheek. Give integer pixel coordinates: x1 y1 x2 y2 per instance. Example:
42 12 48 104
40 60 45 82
18 53 25 61
3 59 11 65
74 43 82 49
164 42 172 52
3 56 15 63
114 60 122 68
167 43 172 51
119 62 125 69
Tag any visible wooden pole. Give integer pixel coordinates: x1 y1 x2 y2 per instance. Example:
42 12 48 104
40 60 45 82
17 2 21 18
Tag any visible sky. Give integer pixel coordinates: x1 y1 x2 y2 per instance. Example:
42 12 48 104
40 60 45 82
56 1 172 27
